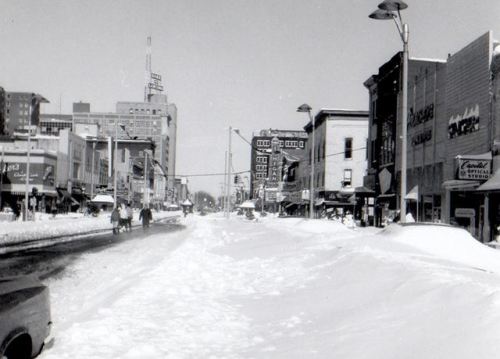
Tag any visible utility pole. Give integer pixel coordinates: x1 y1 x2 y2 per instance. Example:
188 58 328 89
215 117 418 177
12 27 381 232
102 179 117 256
24 101 33 221
144 150 148 207
226 126 232 218
90 140 96 199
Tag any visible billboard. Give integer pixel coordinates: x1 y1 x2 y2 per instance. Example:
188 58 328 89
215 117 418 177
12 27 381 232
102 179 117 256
3 163 55 187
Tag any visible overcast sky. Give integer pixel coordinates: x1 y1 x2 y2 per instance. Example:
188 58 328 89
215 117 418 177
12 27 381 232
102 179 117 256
2 0 500 196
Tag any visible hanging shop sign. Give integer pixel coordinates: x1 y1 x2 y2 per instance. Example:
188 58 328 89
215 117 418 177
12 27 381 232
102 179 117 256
448 104 480 139
455 208 475 218
457 157 491 180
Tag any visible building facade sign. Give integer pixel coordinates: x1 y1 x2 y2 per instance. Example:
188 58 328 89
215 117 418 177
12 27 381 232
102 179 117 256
4 163 55 186
148 73 164 92
457 157 490 180
408 103 434 129
448 104 480 139
411 128 432 147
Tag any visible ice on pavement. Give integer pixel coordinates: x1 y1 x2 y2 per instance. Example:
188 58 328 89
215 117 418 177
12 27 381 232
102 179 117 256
38 214 500 358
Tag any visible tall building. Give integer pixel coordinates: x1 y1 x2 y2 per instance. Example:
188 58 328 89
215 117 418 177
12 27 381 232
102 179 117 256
250 129 308 210
4 92 47 135
0 87 6 136
73 95 177 203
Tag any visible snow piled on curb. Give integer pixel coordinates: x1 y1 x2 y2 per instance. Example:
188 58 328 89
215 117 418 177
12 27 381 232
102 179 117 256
0 210 180 248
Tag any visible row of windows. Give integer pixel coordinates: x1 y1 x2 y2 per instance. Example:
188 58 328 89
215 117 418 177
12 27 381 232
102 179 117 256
256 164 267 171
128 108 163 115
256 139 305 148
255 172 266 179
309 137 361 164
256 156 268 163
305 168 353 188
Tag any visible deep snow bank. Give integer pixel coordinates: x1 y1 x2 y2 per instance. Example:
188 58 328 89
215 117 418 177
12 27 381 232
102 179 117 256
381 223 500 274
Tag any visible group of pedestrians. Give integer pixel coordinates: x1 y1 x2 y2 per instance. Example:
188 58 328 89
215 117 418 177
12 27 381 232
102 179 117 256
111 203 153 235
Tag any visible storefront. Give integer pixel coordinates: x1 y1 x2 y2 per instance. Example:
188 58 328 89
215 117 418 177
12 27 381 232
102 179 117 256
0 149 57 215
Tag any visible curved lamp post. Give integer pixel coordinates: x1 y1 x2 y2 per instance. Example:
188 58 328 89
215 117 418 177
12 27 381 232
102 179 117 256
297 103 315 219
369 0 409 223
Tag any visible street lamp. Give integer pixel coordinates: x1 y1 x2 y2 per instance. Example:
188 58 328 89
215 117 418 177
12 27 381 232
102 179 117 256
297 103 315 219
369 0 409 223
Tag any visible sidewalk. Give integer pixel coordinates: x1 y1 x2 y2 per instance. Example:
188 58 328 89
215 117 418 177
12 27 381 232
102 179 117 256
0 210 181 251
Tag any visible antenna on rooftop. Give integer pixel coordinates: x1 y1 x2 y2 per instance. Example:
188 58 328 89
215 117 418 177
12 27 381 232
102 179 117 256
144 36 152 101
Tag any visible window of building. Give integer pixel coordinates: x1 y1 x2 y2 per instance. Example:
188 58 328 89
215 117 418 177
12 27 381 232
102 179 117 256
256 164 267 171
344 137 353 159
256 156 268 163
299 141 304 148
343 169 352 186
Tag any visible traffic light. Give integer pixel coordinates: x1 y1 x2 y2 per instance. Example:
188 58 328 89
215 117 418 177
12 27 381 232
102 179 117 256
234 175 239 184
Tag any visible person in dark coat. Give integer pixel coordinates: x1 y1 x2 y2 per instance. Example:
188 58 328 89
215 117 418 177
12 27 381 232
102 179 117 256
111 207 121 234
139 205 152 230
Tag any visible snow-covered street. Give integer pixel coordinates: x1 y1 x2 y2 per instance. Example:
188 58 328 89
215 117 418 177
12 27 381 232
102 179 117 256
38 214 500 358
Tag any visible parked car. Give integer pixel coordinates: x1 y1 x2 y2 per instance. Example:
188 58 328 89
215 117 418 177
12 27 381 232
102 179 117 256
0 276 52 359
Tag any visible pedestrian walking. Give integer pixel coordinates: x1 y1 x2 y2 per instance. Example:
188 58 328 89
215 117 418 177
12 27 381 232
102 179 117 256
139 205 152 230
119 204 128 231
126 203 134 231
111 206 121 235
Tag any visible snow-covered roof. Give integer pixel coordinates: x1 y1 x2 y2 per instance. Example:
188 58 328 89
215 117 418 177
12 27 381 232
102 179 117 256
91 194 115 204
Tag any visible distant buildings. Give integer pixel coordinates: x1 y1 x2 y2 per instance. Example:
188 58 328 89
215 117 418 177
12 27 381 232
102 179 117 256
250 129 308 212
0 90 179 215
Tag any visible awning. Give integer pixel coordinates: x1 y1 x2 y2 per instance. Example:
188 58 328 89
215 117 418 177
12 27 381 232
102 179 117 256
405 185 419 201
354 186 375 195
442 180 481 190
314 198 325 206
324 200 353 206
57 188 72 199
90 194 115 204
239 200 255 209
477 170 500 192
456 152 492 160
377 193 396 199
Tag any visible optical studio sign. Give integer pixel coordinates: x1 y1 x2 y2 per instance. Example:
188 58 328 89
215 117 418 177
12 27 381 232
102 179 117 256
457 157 490 180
